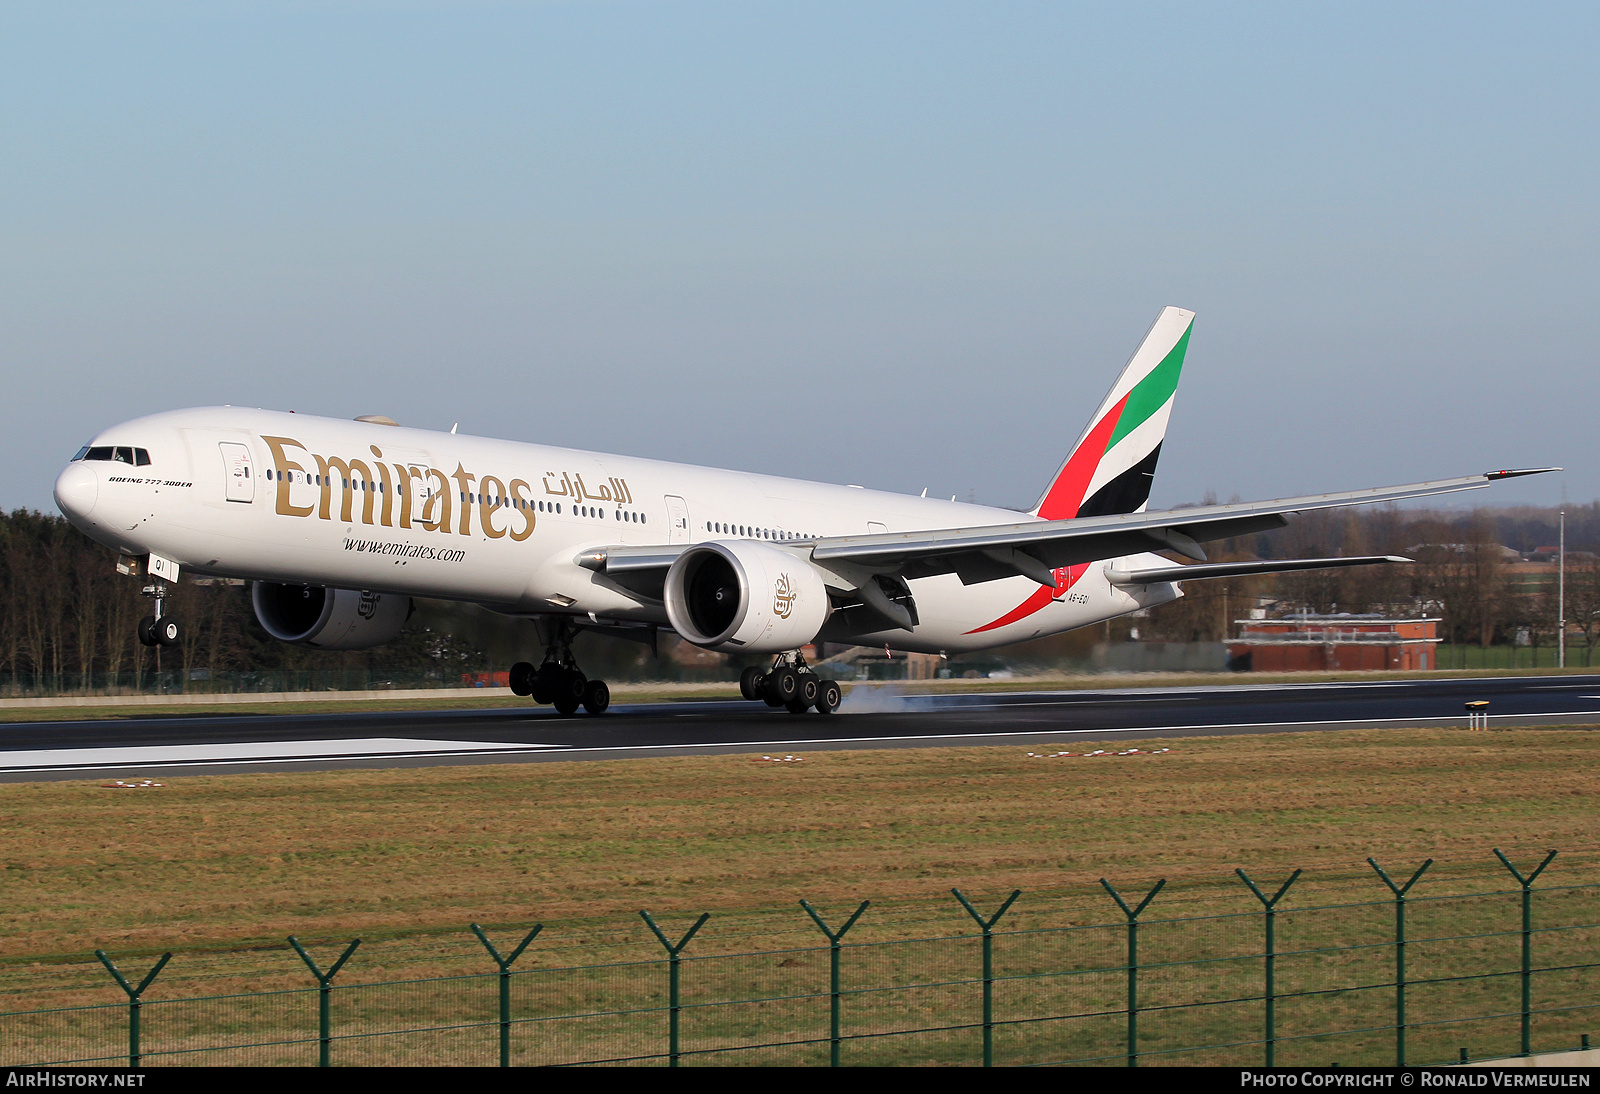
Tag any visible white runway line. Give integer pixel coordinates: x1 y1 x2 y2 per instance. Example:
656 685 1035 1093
0 737 561 771
527 710 1600 758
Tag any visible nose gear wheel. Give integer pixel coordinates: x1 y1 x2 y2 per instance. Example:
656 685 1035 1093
134 580 181 648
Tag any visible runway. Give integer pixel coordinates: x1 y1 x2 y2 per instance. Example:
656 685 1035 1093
1 674 1597 781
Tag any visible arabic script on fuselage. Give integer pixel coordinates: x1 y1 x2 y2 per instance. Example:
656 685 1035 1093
541 471 632 505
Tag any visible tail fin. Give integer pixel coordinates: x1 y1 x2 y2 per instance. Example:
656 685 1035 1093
1031 306 1194 520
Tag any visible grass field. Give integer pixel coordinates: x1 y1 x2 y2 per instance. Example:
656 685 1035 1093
4 724 1600 1064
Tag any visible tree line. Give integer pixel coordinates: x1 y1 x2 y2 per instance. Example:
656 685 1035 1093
4 501 1599 688
1140 502 1600 663
0 509 495 690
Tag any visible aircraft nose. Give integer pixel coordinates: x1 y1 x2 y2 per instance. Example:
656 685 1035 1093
54 462 98 524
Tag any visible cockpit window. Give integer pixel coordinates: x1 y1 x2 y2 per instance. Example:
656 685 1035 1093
75 446 151 465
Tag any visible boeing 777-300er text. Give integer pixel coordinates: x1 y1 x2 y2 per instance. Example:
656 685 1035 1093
53 307 1555 715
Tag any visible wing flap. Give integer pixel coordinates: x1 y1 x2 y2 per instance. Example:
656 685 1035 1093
1105 555 1411 586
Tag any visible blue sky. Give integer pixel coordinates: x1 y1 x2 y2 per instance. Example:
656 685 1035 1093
3 2 1595 512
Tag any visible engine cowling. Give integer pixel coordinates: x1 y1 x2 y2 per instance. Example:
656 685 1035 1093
663 541 831 653
251 582 411 650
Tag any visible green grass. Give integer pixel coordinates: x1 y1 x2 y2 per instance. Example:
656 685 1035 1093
1435 644 1600 671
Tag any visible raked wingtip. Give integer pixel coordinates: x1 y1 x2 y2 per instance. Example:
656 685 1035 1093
1483 467 1562 480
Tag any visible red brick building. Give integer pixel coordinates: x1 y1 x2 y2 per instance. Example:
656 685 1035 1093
1228 614 1440 672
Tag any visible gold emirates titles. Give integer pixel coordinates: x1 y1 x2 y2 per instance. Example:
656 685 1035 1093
262 436 635 541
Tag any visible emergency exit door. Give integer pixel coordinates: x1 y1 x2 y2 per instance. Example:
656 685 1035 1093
664 495 690 544
220 443 254 503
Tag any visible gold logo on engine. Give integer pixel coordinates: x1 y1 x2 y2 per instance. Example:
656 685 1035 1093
773 574 796 619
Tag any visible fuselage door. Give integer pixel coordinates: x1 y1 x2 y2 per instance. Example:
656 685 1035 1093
664 495 690 544
220 442 254 503
408 464 436 526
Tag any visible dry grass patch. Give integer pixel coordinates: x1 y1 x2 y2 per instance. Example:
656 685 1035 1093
0 727 1596 966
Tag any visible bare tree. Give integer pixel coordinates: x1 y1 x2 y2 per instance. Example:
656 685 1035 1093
1566 555 1600 667
1410 513 1506 650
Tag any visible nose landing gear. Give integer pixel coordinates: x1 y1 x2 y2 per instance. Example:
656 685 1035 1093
136 583 181 648
740 652 841 714
509 621 610 715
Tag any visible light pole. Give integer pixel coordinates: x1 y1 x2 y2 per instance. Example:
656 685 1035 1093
1559 509 1566 669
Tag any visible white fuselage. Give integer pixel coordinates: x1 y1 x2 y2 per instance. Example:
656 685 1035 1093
53 407 1179 654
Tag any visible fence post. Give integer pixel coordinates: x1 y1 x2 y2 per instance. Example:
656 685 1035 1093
288 936 361 1068
95 950 171 1068
640 910 710 1068
471 922 543 1067
1493 848 1558 1057
1100 877 1167 1068
800 899 870 1067
951 888 1021 1067
1368 857 1431 1067
1237 868 1302 1068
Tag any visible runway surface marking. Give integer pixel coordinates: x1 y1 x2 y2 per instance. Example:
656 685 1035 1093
0 737 563 772
479 710 1600 759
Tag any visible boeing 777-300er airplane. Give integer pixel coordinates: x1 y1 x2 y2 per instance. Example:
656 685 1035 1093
53 306 1554 715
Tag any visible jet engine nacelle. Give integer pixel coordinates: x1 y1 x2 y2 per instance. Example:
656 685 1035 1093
663 541 831 654
251 582 411 650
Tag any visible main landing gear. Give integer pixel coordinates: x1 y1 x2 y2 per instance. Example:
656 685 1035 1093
136 582 181 648
741 651 842 715
509 621 609 716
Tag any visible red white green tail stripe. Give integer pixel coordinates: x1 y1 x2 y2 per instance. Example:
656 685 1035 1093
1032 306 1194 521
967 306 1194 635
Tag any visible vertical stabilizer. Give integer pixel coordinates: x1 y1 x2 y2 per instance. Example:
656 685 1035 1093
1031 306 1194 520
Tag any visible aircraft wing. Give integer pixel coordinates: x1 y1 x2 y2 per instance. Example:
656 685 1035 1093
577 468 1556 598
807 468 1557 588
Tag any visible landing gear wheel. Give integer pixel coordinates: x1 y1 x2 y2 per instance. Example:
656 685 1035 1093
786 697 811 714
531 619 603 716
798 675 820 706
739 666 764 701
156 619 181 648
761 673 785 707
532 664 561 705
552 663 585 715
771 667 801 704
815 679 842 714
509 661 536 696
137 617 158 647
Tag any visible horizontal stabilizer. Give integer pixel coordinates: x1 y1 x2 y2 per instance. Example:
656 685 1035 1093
1105 555 1411 586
